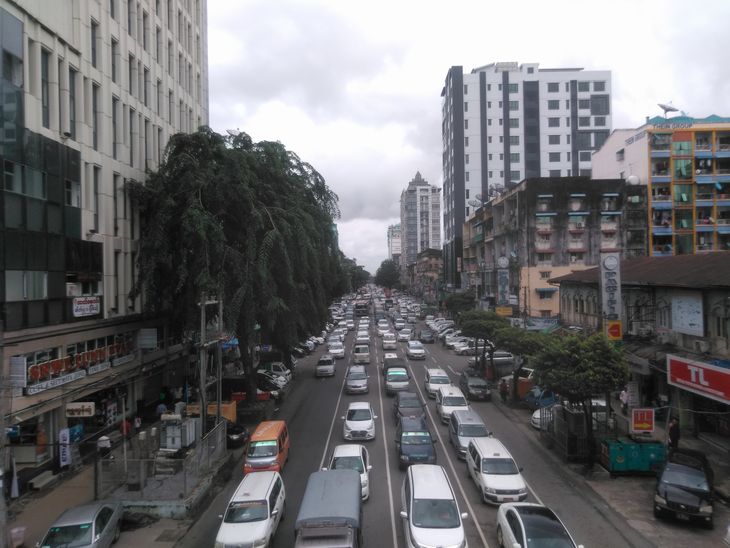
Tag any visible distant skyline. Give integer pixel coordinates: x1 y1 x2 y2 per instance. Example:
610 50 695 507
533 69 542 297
207 0 730 274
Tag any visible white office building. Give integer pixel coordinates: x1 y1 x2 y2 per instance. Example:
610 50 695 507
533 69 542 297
400 172 441 272
387 223 401 262
441 62 612 286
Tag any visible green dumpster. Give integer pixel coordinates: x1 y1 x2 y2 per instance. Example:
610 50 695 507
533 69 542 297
636 439 666 472
601 438 630 472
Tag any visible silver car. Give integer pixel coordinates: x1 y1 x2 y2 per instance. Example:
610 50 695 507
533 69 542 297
39 500 123 547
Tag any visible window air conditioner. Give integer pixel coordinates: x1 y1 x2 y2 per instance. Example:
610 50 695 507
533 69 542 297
694 340 710 353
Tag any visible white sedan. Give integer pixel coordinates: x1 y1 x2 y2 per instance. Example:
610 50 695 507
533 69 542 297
325 444 372 501
406 341 426 360
397 328 413 342
328 341 345 359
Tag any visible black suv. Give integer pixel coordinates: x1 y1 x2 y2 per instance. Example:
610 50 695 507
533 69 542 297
654 448 714 528
418 329 435 344
458 371 491 401
393 391 426 423
394 416 436 469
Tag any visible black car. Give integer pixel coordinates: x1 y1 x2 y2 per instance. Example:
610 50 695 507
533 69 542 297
654 448 714 528
395 416 436 469
393 391 426 423
205 417 249 449
459 371 492 401
418 329 435 344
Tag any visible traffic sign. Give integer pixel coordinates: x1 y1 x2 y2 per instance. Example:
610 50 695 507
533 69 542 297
631 408 655 434
606 320 622 340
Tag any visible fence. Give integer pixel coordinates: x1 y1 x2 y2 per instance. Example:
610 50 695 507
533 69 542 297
96 420 228 501
537 403 617 462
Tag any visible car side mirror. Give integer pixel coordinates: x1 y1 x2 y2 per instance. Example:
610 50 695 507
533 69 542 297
367 465 372 471
271 508 279 517
461 512 469 520
400 510 408 519
373 415 378 419
341 416 345 420
218 514 223 519
322 467 328 471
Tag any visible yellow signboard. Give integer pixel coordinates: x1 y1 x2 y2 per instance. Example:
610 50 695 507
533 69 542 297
496 307 512 317
606 320 622 341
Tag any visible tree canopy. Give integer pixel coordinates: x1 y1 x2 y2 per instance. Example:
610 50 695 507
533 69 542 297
374 259 400 289
443 290 476 317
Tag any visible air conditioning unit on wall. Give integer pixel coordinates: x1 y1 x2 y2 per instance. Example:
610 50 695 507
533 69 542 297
694 340 710 353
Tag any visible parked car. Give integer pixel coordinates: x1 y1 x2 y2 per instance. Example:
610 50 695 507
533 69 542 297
524 386 557 410
206 417 250 448
458 371 491 401
393 391 426 423
325 444 372 501
257 362 292 383
406 341 426 360
424 368 451 399
654 448 714 528
395 417 437 469
342 402 377 441
496 503 582 548
328 341 345 360
418 329 435 344
39 501 123 548
345 365 369 395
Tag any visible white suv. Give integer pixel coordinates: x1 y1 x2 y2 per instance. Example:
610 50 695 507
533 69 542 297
436 386 470 424
466 437 527 504
424 368 451 399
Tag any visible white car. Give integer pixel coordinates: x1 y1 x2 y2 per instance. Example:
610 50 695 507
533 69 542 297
342 402 377 441
446 336 470 350
397 328 413 342
328 341 345 359
436 386 470 424
378 324 391 337
406 341 426 360
466 437 527 504
257 362 292 383
325 444 372 501
424 368 451 398
356 333 370 345
394 319 406 330
497 503 583 548
382 333 397 350
215 471 285 548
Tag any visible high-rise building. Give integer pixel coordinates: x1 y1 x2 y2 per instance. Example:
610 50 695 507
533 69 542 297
441 62 612 287
399 172 441 275
0 0 208 481
592 115 730 256
387 223 401 264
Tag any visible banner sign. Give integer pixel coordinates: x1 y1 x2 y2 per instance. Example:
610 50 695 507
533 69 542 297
667 354 730 404
59 428 71 467
72 296 101 317
631 408 655 434
26 370 87 395
497 269 510 306
10 356 27 388
600 252 622 322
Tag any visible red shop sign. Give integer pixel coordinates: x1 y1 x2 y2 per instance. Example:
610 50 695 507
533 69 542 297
667 354 730 404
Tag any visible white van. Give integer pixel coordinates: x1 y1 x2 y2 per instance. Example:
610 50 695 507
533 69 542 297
436 385 470 424
466 437 527 504
215 471 285 547
353 344 370 365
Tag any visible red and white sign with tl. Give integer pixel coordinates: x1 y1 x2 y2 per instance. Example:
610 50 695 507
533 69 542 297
667 354 730 405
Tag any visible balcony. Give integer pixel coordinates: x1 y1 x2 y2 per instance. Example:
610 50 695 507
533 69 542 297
535 241 554 252
567 239 586 251
568 221 586 233
601 219 619 232
601 237 619 250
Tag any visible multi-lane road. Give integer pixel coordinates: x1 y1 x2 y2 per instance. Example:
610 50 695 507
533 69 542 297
179 317 659 548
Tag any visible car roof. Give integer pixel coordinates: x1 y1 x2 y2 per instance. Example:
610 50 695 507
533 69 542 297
439 385 464 396
332 444 364 458
347 401 372 410
470 436 510 457
427 368 449 377
399 416 429 431
409 465 453 499
232 471 277 501
452 409 484 424
397 391 420 400
51 501 120 526
347 365 367 373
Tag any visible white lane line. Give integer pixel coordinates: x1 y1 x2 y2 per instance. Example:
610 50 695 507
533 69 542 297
318 350 351 470
524 478 544 506
412 375 491 548
447 365 458 376
374 345 400 548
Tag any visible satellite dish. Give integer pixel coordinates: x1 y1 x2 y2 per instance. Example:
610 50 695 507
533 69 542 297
468 199 481 208
658 103 678 117
626 174 640 185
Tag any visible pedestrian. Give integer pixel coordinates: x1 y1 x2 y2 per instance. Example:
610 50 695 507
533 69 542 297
668 417 680 452
499 379 509 402
120 417 131 439
620 387 628 415
133 415 142 433
97 434 113 459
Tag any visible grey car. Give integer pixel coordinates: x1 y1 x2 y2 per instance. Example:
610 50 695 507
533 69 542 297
345 365 369 394
39 500 123 547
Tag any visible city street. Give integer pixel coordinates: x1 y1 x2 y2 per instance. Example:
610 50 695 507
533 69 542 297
178 318 727 548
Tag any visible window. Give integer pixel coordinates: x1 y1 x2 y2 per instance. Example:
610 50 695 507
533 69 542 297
488 171 493 178
487 101 491 108
510 170 520 180
68 68 77 139
92 166 100 232
579 151 592 162
508 83 518 93
4 160 20 192
464 119 468 130
156 79 162 114
487 136 492 144
595 116 606 126
5 271 48 301
464 101 468 112
113 173 120 235
144 67 149 105
110 0 116 19
509 118 519 128
547 82 559 92
578 99 590 109
465 154 469 164
527 67 534 74
156 27 162 60
548 117 559 127
578 81 589 92
41 49 50 128
168 90 174 124
91 19 99 68
510 135 519 145
509 101 519 111
464 136 469 147
65 180 81 207
168 40 173 75
167 0 173 29
129 108 135 166
566 117 571 127
548 135 560 145
143 11 149 51
594 81 606 91
128 54 135 95
579 117 590 127
549 152 560 162
464 84 468 94
510 153 520 163
110 39 119 83
549 169 561 177
498 101 502 108
92 84 100 150
127 0 134 36
112 96 119 158
547 100 560 110
487 119 492 126
465 171 469 182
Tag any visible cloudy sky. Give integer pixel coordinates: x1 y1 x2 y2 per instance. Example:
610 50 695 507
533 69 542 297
207 0 730 274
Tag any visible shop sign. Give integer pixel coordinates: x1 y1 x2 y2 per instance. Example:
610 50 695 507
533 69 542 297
112 353 135 367
10 356 27 388
72 296 101 317
630 408 655 434
138 328 158 349
69 423 84 442
600 252 622 322
26 370 87 395
497 269 510 306
496 306 512 317
66 402 96 418
667 354 730 405
88 361 111 375
58 428 72 467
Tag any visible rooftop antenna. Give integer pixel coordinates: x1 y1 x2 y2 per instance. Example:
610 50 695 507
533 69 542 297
657 102 678 119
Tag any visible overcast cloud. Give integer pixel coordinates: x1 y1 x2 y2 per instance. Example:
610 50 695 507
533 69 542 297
207 0 730 274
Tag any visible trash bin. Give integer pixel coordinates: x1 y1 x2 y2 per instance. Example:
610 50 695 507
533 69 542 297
601 439 630 473
10 526 26 548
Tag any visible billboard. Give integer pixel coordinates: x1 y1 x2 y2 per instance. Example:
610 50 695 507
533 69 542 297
667 354 730 404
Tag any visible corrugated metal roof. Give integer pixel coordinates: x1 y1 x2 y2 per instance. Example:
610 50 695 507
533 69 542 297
549 252 730 289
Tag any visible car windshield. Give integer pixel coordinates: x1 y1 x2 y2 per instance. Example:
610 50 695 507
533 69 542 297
412 498 460 529
519 507 575 547
468 378 488 389
459 425 489 437
400 398 422 408
430 376 450 385
41 524 93 547
331 455 364 473
482 457 519 475
387 370 408 380
401 432 432 445
662 465 709 491
443 396 467 406
348 372 367 380
247 440 278 458
224 500 268 523
347 409 372 421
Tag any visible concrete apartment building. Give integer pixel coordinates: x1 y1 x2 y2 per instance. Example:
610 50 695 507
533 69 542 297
441 62 612 287
592 115 730 256
0 0 208 490
387 223 401 265
399 171 441 277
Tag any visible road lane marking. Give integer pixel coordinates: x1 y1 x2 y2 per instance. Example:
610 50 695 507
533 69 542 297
411 378 491 548
318 352 350 470
447 365 458 375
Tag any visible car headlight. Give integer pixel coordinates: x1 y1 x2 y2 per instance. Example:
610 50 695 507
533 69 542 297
400 454 410 461
253 538 268 548
485 487 497 494
518 488 527 494
344 424 352 432
654 494 666 505
699 503 713 514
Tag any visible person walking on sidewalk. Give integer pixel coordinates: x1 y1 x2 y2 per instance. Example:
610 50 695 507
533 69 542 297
499 379 509 402
97 434 113 459
668 417 680 453
620 387 628 415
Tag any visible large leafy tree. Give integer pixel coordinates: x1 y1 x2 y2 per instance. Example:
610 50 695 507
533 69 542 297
374 259 400 289
459 311 510 378
492 328 550 401
443 290 476 317
129 128 347 398
532 334 628 463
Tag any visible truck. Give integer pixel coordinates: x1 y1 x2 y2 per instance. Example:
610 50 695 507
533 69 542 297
294 470 363 547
